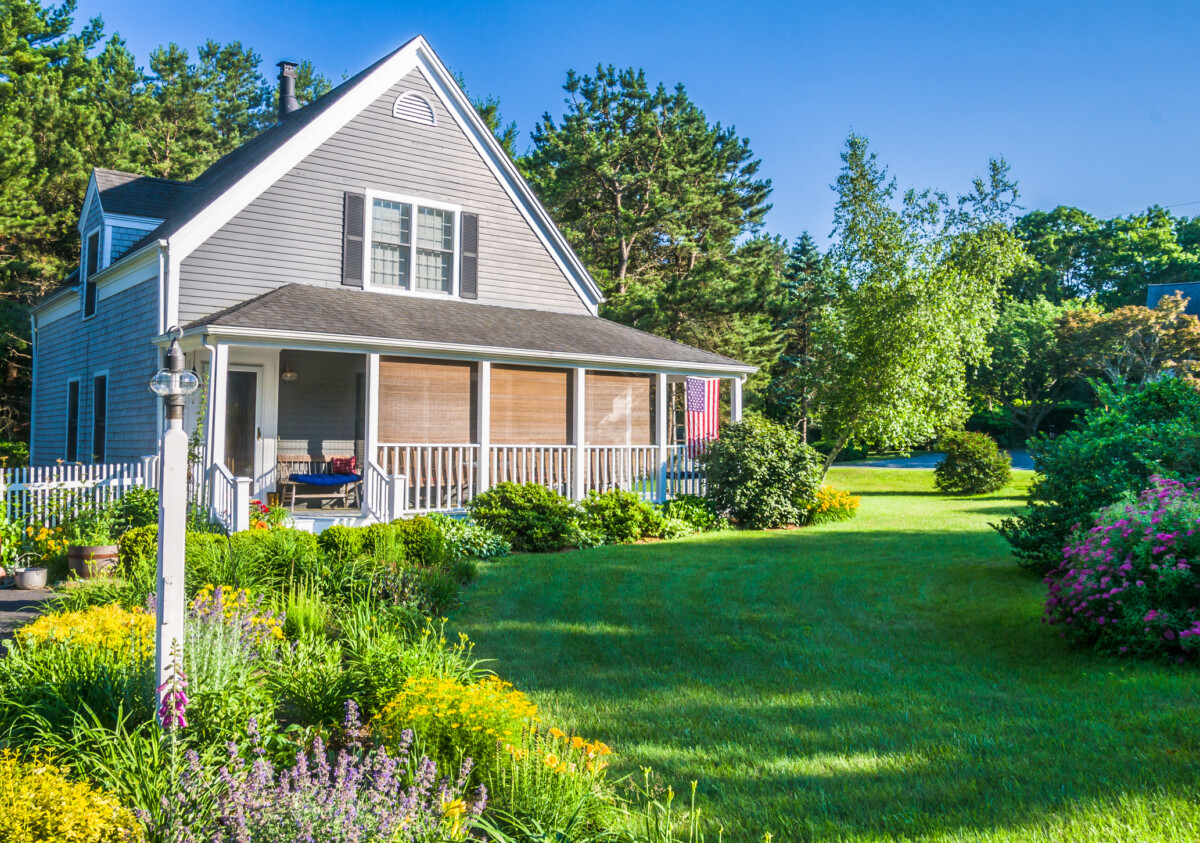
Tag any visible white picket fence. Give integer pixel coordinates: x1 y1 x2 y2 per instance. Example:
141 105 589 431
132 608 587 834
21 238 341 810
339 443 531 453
1 459 159 525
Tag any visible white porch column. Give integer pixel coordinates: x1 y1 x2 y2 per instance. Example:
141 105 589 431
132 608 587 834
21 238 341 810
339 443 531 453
206 342 229 473
572 367 586 500
656 372 668 503
365 353 380 465
476 361 491 495
731 376 744 423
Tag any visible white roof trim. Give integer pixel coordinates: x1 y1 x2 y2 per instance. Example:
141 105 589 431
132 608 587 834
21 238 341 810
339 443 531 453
181 324 756 376
77 173 100 236
164 36 604 320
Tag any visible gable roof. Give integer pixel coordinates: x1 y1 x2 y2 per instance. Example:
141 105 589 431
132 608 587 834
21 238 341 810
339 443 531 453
185 284 753 373
107 36 602 316
94 169 196 219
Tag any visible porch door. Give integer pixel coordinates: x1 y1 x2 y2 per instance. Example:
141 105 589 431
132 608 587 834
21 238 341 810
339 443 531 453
225 367 262 480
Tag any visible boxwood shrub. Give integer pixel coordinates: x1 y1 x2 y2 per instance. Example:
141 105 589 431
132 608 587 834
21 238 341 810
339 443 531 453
580 489 667 544
701 417 822 529
467 482 581 553
933 431 1011 495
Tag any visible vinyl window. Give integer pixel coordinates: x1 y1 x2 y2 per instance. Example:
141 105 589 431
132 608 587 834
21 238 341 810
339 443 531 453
367 194 458 294
66 379 80 462
83 230 100 317
92 374 107 463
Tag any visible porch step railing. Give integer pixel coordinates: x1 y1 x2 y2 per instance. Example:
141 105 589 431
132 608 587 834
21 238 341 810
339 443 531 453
489 445 575 500
362 458 410 523
377 444 478 514
209 463 253 533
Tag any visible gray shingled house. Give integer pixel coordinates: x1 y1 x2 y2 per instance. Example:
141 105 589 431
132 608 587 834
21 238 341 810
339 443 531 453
29 37 752 529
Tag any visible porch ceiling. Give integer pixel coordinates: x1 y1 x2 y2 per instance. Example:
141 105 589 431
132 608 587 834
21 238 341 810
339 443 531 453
184 284 755 373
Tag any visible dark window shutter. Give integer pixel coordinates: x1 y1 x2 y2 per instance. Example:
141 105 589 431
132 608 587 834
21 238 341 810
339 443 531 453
342 192 365 287
460 212 478 300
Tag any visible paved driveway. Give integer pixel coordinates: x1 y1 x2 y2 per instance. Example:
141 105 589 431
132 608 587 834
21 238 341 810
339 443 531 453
0 587 56 643
858 449 1035 470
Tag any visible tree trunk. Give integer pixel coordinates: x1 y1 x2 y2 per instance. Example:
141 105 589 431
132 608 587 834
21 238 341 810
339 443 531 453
819 429 852 484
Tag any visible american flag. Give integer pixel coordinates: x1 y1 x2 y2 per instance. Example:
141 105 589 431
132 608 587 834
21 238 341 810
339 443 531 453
685 376 720 456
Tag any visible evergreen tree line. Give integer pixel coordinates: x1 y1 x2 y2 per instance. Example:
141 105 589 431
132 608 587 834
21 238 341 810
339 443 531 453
6 0 1200 457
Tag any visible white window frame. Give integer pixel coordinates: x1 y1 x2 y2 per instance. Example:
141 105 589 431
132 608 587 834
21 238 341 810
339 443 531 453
362 189 461 298
91 369 109 464
65 377 81 462
81 226 104 321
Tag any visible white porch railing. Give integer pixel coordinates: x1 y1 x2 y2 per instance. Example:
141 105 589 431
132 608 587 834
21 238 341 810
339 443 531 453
665 445 705 498
489 445 575 500
208 463 253 533
362 459 399 522
584 445 659 499
1 460 158 525
378 444 478 513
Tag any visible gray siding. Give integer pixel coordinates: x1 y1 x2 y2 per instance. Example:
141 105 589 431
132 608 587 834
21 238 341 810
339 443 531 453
84 195 104 236
180 68 590 323
32 279 161 465
110 226 144 261
277 350 365 457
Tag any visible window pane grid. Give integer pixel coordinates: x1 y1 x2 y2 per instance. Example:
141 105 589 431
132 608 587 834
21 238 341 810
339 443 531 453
368 198 455 294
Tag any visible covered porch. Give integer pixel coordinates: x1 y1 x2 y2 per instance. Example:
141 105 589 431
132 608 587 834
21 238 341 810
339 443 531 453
177 285 752 531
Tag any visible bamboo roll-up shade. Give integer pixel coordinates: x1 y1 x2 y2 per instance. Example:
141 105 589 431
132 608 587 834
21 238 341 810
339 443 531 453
585 371 653 445
490 364 570 444
378 357 475 443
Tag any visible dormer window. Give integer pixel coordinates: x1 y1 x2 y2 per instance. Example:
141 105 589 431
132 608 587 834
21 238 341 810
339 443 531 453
82 229 100 318
366 193 458 295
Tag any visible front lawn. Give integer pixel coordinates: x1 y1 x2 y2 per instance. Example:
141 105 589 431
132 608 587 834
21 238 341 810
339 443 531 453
453 468 1200 841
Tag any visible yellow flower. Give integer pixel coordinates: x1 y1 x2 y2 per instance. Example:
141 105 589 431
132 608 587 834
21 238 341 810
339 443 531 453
549 727 566 740
544 753 559 768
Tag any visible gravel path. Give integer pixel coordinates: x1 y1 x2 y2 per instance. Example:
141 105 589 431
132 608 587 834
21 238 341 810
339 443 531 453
857 449 1035 471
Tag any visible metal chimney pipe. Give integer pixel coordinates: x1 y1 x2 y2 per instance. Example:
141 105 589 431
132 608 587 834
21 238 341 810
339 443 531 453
277 60 299 121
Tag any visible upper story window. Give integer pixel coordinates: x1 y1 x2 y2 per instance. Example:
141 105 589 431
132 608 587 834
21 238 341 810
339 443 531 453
82 230 100 318
367 194 458 295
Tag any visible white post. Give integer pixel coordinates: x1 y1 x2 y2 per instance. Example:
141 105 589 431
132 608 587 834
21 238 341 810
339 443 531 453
207 343 229 473
232 476 252 533
656 372 668 503
477 361 491 495
572 367 586 500
388 474 407 521
731 376 744 423
363 353 380 516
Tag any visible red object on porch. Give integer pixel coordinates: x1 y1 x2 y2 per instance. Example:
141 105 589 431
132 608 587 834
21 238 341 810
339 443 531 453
685 376 720 457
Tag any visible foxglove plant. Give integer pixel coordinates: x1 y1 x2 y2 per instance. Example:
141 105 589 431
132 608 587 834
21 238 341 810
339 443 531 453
158 639 189 731
1044 475 1200 659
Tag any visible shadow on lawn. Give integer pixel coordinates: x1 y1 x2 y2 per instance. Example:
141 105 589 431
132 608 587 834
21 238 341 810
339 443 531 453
457 529 1200 840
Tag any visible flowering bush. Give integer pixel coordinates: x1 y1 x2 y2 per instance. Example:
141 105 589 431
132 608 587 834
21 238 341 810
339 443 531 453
375 674 538 776
16 603 154 660
188 584 284 647
0 750 142 843
1044 476 1200 659
22 522 67 562
807 486 861 524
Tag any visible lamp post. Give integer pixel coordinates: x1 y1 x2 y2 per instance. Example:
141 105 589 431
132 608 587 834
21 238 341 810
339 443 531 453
148 327 200 716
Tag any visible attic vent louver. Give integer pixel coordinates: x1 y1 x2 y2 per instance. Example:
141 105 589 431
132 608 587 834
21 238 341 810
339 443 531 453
392 92 436 126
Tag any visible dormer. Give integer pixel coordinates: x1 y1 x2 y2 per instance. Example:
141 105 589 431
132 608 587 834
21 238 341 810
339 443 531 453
77 169 194 318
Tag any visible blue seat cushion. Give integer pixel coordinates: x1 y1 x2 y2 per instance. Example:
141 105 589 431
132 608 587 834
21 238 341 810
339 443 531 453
289 473 360 486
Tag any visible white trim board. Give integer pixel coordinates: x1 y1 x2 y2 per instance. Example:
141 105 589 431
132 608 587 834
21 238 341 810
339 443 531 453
186 324 757 376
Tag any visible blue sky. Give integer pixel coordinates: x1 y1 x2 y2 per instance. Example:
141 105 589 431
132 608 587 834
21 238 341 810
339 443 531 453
76 0 1200 245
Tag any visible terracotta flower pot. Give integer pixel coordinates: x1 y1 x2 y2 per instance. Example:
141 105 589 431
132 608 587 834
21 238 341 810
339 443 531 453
68 544 119 580
14 567 47 589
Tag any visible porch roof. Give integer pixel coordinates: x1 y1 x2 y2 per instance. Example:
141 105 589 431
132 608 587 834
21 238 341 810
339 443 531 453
184 284 755 374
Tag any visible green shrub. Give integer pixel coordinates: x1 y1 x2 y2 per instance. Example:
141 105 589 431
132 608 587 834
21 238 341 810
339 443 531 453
390 515 447 567
183 533 230 595
317 524 365 563
580 489 666 544
117 524 157 580
933 431 1012 494
428 513 511 561
115 487 159 535
997 379 1200 572
467 482 581 553
661 494 730 533
701 417 823 529
361 523 406 566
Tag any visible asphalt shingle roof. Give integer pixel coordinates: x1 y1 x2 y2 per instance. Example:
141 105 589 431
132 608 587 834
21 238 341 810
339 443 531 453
94 169 197 220
185 284 752 371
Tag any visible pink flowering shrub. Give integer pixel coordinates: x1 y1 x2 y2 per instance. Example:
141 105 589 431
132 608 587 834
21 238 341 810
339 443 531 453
1044 476 1200 660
